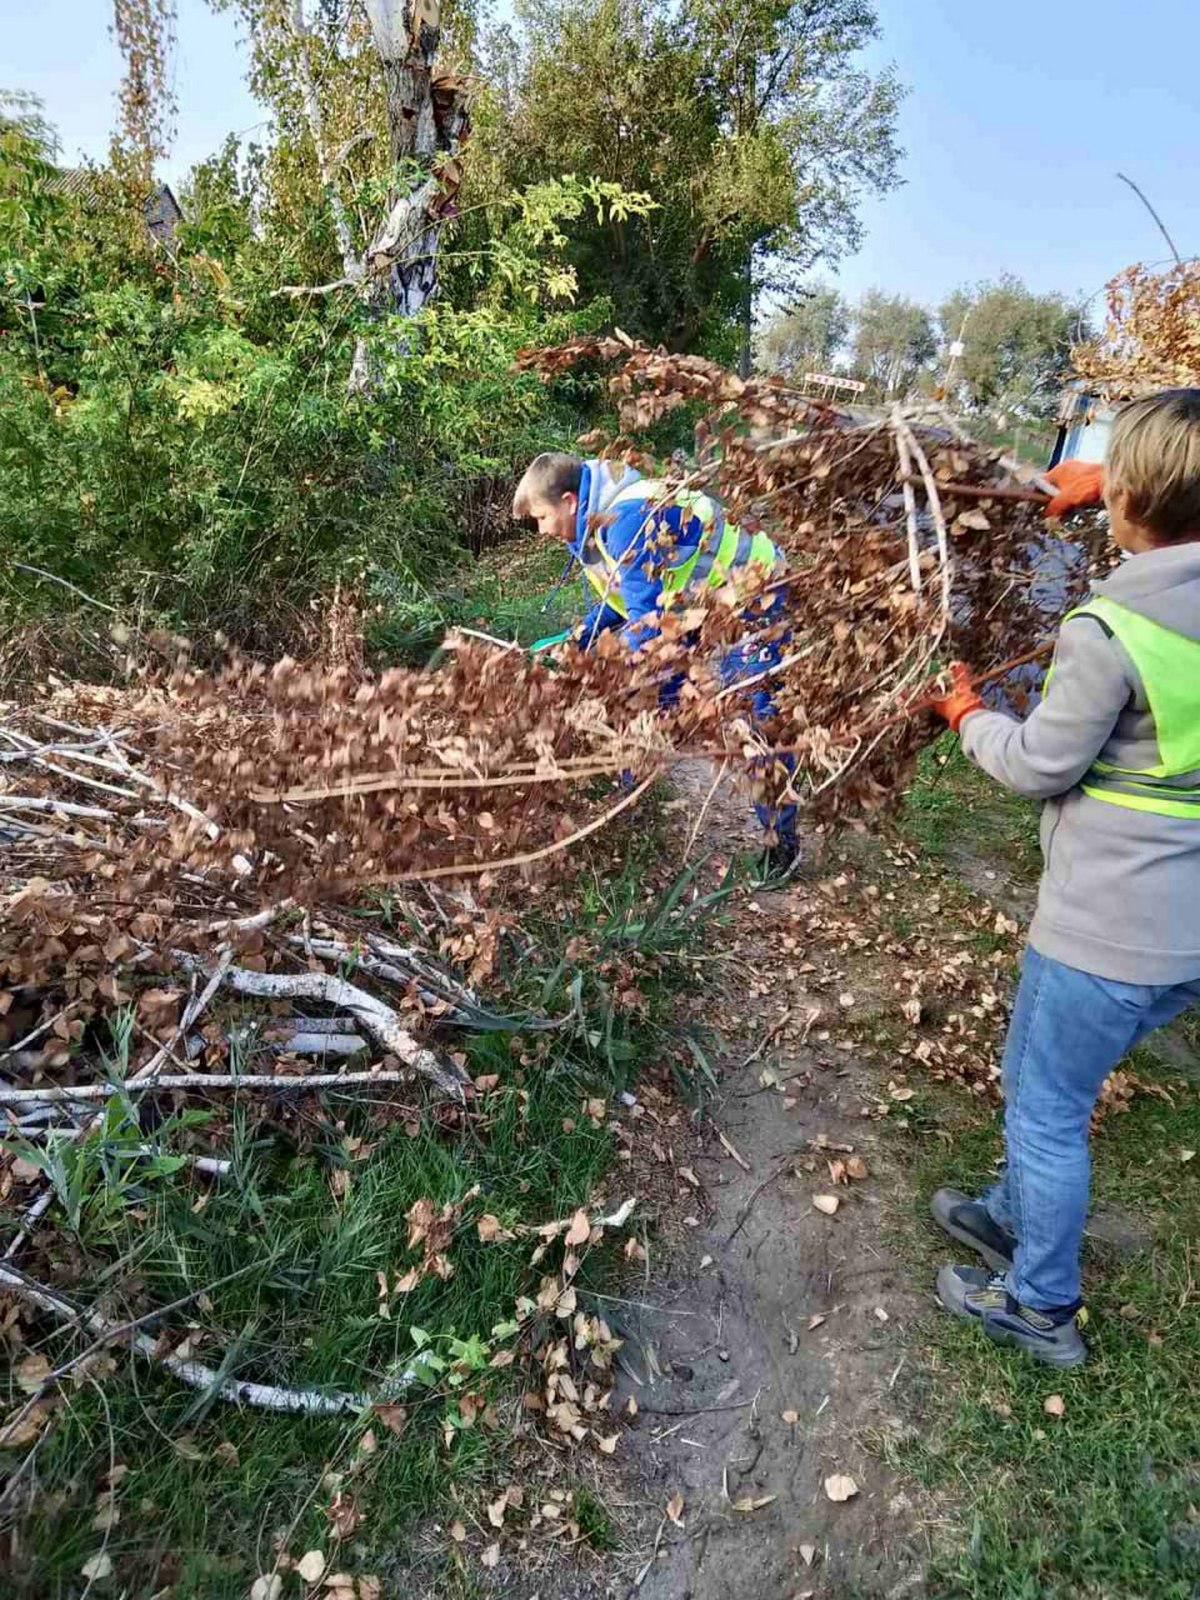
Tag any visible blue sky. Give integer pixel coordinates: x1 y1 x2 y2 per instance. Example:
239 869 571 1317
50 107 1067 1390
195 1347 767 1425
4 0 1198 317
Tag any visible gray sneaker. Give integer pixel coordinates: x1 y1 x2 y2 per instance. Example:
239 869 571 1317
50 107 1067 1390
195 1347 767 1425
936 1264 1088 1369
931 1187 1016 1272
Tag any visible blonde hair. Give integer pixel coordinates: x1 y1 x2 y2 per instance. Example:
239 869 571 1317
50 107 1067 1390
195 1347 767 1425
1107 388 1200 542
512 452 582 518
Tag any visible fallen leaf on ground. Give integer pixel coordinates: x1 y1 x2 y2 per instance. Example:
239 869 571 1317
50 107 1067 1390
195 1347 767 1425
1180 1149 1196 1163
358 1580 381 1600
374 1404 407 1437
1043 1394 1066 1418
477 1213 514 1243
812 1194 840 1216
677 1167 700 1188
449 1520 466 1542
0 1400 51 1449
481 1543 500 1569
799 1542 817 1566
214 1440 240 1468
807 1313 827 1331
732 1494 777 1513
666 1491 685 1525
782 1409 800 1424
297 1551 327 1584
91 1502 120 1534
81 1553 114 1582
172 1435 205 1461
824 1473 859 1503
564 1209 591 1247
15 1353 51 1393
846 1155 869 1181
595 1433 619 1454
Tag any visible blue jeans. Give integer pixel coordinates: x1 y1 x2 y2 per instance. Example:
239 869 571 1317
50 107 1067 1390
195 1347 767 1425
983 947 1200 1309
716 637 797 851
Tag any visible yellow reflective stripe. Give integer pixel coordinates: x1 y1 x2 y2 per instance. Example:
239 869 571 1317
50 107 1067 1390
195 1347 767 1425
1082 785 1200 820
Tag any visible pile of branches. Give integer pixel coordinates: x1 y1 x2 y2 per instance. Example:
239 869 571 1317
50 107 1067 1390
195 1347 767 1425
0 334 1116 1425
1074 260 1200 396
3 336 1113 1076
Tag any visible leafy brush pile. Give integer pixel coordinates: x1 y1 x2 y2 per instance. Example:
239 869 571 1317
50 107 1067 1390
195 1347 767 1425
523 333 1109 816
1074 260 1200 395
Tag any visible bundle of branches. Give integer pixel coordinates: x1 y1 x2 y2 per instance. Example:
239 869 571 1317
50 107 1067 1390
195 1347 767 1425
1074 260 1200 395
522 333 1109 815
2 335 1112 1122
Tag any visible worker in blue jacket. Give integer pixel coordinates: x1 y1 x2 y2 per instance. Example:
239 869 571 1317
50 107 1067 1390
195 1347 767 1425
513 452 797 868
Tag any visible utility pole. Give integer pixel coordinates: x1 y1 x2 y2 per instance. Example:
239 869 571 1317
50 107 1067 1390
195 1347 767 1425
936 305 971 404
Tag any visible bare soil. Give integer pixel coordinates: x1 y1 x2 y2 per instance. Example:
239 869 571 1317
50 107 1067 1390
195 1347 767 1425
592 766 936 1598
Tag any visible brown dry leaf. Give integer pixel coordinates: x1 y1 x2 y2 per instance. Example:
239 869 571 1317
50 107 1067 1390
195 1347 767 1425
666 1491 685 1526
91 1501 121 1534
15 1352 51 1393
374 1404 407 1437
487 1491 509 1529
327 1490 361 1539
564 1208 591 1248
888 1082 915 1103
845 1155 869 1181
477 1213 514 1243
807 1313 827 1331
731 1494 777 1513
781 1409 800 1425
677 1167 700 1188
0 1401 51 1449
1043 1394 1066 1418
297 1551 327 1584
1180 1149 1196 1163
799 1542 817 1567
249 1578 281 1600
171 1435 205 1462
449 1520 467 1543
357 1580 381 1600
480 1543 500 1569
595 1432 620 1455
214 1440 240 1469
812 1194 840 1216
81 1553 114 1583
824 1473 859 1503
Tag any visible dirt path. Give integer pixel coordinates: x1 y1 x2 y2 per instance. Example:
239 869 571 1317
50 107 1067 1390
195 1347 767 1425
608 770 933 1599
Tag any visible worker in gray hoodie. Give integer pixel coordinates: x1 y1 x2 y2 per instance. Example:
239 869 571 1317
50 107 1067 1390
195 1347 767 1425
926 389 1200 1367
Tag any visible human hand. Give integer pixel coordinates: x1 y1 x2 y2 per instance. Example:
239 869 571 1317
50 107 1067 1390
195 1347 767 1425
1044 460 1105 519
930 661 985 733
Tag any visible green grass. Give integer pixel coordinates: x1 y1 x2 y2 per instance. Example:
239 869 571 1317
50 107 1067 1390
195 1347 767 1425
366 534 581 664
892 763 1200 1600
902 737 1041 880
1 786 715 1587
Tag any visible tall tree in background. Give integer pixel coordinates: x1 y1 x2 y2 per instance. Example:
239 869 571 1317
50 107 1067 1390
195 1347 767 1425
484 0 902 360
851 289 935 397
938 275 1085 421
756 283 849 376
209 1 472 389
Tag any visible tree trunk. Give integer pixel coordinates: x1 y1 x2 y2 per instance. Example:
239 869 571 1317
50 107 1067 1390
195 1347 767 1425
738 250 754 378
352 1 471 392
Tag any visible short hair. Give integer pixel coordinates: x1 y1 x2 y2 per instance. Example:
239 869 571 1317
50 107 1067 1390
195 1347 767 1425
1107 388 1200 542
513 452 583 518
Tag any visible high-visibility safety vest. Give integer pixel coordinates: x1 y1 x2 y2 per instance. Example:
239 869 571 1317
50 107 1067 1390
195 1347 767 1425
580 481 778 620
1066 594 1200 818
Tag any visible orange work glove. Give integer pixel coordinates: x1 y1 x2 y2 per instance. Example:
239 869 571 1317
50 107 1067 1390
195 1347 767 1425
930 661 985 733
1044 460 1105 519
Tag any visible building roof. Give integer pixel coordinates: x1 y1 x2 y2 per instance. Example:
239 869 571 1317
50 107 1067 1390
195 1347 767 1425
45 168 183 242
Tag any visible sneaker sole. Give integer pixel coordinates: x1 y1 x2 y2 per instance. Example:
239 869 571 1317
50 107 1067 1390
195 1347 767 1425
929 1197 1014 1274
983 1318 1088 1369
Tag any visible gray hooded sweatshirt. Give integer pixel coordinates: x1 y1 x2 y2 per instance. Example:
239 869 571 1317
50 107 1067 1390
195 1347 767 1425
960 542 1200 985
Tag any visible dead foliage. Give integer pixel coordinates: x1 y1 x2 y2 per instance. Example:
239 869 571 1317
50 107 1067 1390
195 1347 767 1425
1074 260 1200 396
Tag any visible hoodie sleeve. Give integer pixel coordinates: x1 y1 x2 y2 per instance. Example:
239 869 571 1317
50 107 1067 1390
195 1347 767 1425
959 616 1134 799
